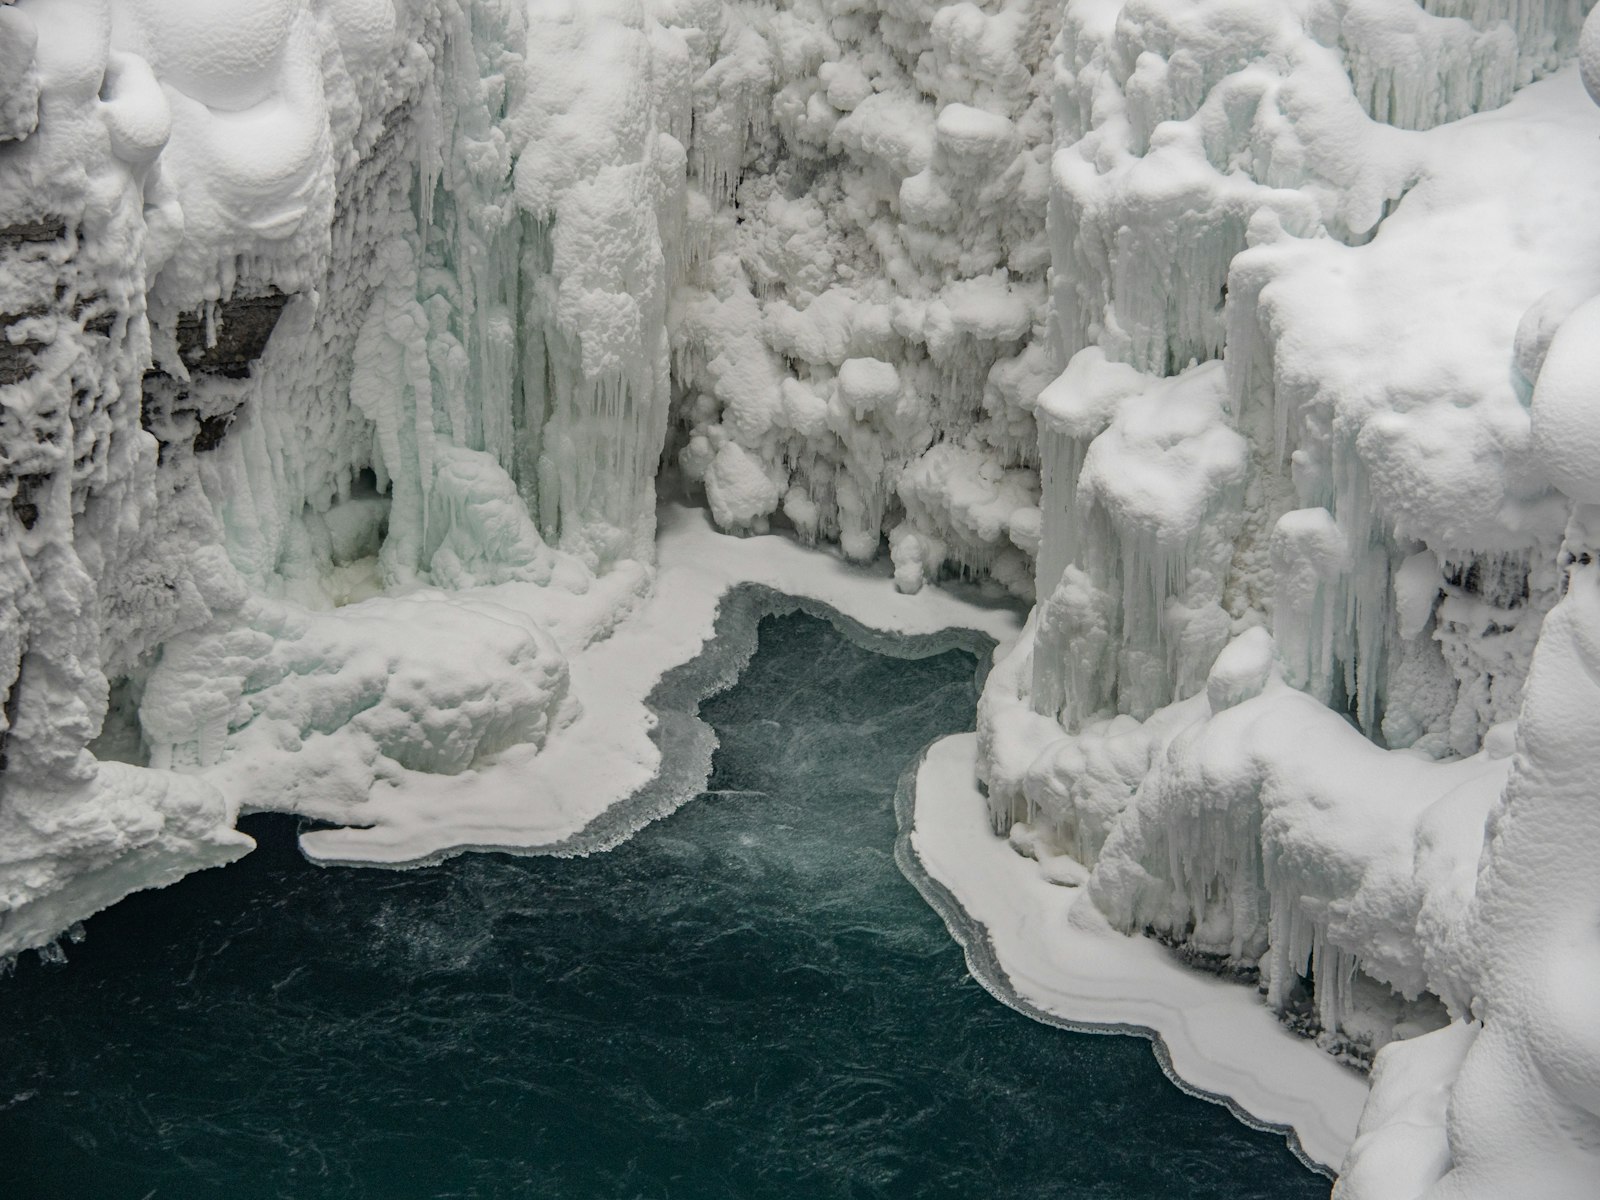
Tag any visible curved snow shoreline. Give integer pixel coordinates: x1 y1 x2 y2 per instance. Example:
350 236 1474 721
297 496 1356 1176
294 500 1350 1177
903 733 1367 1173
295 501 1025 867
531 580 1001 864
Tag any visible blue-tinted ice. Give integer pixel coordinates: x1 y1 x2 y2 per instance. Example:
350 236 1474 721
0 610 1329 1198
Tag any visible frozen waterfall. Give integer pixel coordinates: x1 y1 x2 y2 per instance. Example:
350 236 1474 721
3 0 1600 1193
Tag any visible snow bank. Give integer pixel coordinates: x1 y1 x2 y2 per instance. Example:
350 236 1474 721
1339 520 1600 1200
907 731 1367 1171
294 499 1022 866
973 0 1600 1191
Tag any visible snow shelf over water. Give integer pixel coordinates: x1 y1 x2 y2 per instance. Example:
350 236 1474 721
8 0 1600 1194
297 502 1363 1176
296 500 1024 866
904 731 1366 1173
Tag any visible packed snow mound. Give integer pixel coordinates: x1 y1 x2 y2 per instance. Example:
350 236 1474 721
0 7 40 143
1408 541 1600 1200
140 582 574 819
1339 527 1600 1198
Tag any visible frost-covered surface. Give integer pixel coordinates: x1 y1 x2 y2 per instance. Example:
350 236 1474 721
0 0 1053 955
976 0 1600 1191
295 500 1022 867
0 0 649 956
667 0 1057 597
907 731 1367 1170
7 0 1600 1191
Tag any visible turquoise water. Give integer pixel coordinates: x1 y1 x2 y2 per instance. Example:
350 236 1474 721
0 611 1330 1199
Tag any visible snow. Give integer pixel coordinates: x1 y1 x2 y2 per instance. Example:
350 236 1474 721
1334 1022 1477 1200
1401 520 1600 1200
906 731 1367 1171
0 7 40 143
995 2 1600 1192
665 0 1058 595
6 0 1600 1192
293 499 1023 866
1529 293 1600 505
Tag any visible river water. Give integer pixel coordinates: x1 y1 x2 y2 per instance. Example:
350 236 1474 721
0 610 1329 1199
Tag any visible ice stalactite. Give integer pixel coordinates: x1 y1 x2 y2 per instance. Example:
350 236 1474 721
982 0 1600 1072
666 0 1059 596
0 0 639 956
1335 0 1587 131
512 0 691 570
7 6 1600 1187
1030 352 1246 730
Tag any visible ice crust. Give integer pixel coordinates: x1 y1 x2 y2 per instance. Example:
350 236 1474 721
291 500 1022 868
903 731 1366 1172
665 0 1057 596
5 0 1600 1191
987 0 1600 1192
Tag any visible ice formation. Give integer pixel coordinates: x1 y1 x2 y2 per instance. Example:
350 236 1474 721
5 0 1600 1190
0 0 1060 957
973 0 1600 1190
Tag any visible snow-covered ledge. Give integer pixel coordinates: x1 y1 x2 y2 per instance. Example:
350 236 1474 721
5 0 1600 1190
294 501 1025 867
904 732 1366 1173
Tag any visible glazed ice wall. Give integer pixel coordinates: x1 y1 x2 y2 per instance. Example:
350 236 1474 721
0 0 262 954
979 0 1599 1079
0 0 695 955
667 0 1057 597
1034 0 1581 739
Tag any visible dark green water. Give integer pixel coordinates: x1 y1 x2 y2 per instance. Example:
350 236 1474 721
0 611 1328 1199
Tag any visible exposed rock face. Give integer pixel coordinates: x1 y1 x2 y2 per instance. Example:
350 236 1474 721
0 218 68 387
172 291 292 379
140 290 292 462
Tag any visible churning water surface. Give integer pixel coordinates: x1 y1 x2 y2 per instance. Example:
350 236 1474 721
0 611 1330 1199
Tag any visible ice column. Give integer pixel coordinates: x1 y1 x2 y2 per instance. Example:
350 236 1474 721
665 0 1058 594
513 1 689 569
